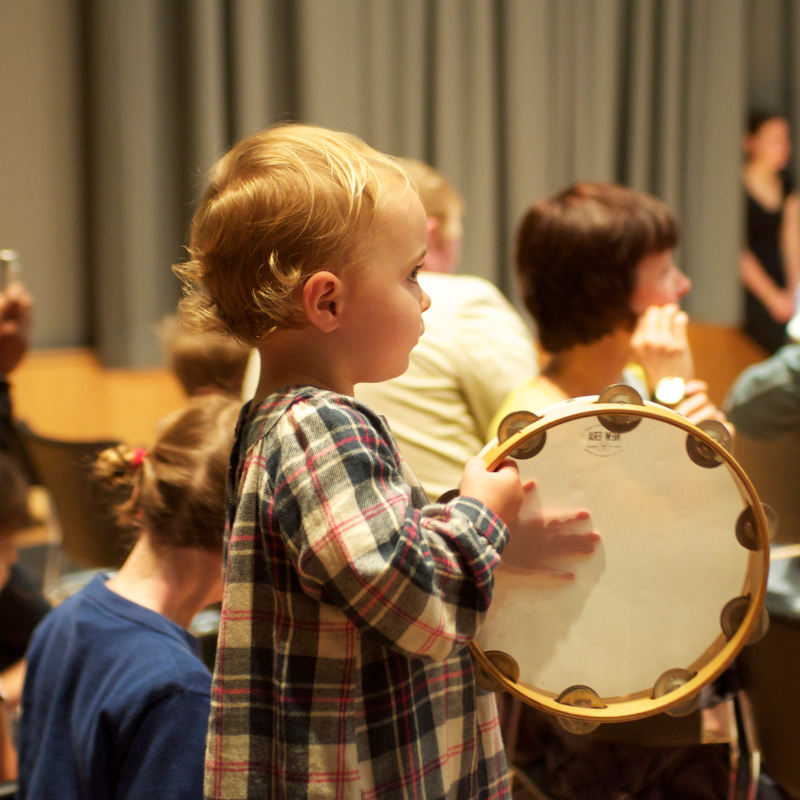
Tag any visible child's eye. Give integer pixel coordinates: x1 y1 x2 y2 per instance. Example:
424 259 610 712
409 265 423 284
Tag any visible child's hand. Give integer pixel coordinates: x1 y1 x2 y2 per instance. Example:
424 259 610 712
500 499 600 584
460 456 524 526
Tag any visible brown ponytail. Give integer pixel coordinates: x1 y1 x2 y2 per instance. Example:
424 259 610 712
95 394 240 551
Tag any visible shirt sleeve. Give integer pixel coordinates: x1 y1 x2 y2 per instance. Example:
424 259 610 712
451 282 539 440
267 396 509 662
726 345 800 438
116 689 209 800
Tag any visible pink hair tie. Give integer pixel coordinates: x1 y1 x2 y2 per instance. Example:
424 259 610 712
130 447 147 470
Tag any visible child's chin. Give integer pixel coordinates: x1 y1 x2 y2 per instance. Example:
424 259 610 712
373 359 410 384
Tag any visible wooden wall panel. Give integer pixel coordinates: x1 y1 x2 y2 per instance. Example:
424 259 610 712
687 320 767 407
9 348 185 444
9 323 767 442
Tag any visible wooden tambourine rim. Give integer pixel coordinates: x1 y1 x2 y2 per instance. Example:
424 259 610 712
470 400 770 723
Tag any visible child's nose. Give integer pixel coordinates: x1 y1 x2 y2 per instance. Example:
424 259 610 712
420 289 431 312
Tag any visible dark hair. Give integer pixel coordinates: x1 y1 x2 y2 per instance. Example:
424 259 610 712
747 110 787 136
516 182 679 353
94 393 240 551
0 453 31 535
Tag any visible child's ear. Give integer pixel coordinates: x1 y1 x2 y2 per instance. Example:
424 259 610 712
303 271 342 332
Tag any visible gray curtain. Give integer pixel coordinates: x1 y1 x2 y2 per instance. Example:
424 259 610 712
747 0 800 175
68 0 771 365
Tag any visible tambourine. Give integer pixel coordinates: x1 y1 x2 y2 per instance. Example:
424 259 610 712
470 385 771 733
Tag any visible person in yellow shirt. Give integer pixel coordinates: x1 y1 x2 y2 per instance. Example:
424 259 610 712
357 159 538 500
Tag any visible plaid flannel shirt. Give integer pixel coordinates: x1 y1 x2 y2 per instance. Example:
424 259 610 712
205 387 511 800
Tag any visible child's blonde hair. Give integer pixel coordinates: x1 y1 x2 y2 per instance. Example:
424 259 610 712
94 393 240 551
398 158 465 243
175 123 408 347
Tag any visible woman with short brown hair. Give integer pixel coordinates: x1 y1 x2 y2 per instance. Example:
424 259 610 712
490 181 725 437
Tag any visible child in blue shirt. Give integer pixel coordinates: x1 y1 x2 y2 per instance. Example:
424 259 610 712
17 393 240 799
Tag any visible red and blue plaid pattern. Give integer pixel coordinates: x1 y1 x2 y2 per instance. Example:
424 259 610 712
204 387 511 799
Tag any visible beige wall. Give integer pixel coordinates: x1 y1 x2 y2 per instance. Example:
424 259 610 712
0 0 84 349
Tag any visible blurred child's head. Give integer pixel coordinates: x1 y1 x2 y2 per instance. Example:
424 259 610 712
516 182 684 353
0 453 31 591
158 315 249 397
745 112 791 173
397 158 465 274
175 124 410 347
95 393 239 552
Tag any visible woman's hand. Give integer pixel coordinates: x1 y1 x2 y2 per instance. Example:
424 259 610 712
630 304 694 390
741 249 796 324
674 379 735 440
767 288 795 324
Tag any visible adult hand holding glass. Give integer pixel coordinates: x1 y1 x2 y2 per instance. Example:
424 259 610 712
0 279 32 376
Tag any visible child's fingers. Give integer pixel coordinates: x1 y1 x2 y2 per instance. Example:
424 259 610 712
462 457 520 491
492 458 520 477
541 507 590 526
546 530 601 557
464 456 514 477
531 566 576 584
461 457 524 524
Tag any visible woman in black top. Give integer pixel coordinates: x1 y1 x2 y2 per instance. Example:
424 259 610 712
741 113 800 354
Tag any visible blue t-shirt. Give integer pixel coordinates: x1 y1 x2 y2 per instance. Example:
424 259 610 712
17 574 211 799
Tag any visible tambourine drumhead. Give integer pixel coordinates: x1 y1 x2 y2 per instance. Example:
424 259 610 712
472 395 769 725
